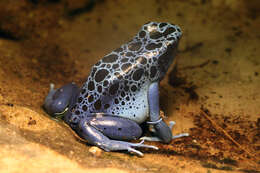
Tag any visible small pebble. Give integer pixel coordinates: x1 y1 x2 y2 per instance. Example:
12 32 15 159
89 146 103 156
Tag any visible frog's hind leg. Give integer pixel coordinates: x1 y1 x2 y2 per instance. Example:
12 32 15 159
76 114 158 156
143 82 189 143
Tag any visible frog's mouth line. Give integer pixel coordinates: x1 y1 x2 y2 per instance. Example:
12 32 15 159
54 107 69 119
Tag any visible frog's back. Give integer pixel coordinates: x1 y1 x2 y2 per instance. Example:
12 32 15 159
73 22 182 123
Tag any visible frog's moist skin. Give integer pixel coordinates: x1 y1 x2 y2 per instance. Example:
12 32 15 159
44 22 188 156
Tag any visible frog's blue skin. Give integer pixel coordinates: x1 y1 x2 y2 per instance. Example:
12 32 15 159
44 22 189 156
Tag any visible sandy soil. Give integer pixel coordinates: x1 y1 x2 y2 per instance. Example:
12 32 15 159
0 0 259 172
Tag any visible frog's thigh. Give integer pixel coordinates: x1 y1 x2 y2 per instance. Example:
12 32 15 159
148 82 172 143
88 115 142 141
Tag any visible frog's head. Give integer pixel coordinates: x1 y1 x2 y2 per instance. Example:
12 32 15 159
138 22 182 79
44 83 79 119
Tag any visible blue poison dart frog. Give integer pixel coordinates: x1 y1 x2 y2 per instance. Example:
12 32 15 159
44 22 189 156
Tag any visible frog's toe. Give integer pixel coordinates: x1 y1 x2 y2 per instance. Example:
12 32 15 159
124 140 158 156
127 147 144 156
131 139 158 150
140 136 161 142
172 133 189 139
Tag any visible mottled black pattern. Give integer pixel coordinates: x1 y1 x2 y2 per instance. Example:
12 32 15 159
68 22 182 126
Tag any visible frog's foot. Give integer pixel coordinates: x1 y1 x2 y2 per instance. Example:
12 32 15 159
140 121 189 142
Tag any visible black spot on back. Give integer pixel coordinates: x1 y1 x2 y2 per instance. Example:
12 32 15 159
126 52 134 57
121 58 128 63
97 86 102 93
150 31 163 39
139 31 146 38
132 69 144 81
88 81 95 91
121 91 126 97
131 85 137 92
159 23 167 28
103 80 109 87
103 54 118 63
88 95 94 103
95 69 109 82
114 47 123 53
145 43 162 50
112 64 119 69
109 82 119 95
82 105 88 111
163 27 176 37
121 63 132 72
128 42 142 51
94 99 102 110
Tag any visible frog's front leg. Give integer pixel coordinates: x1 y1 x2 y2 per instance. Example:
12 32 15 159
76 114 158 156
143 82 189 143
